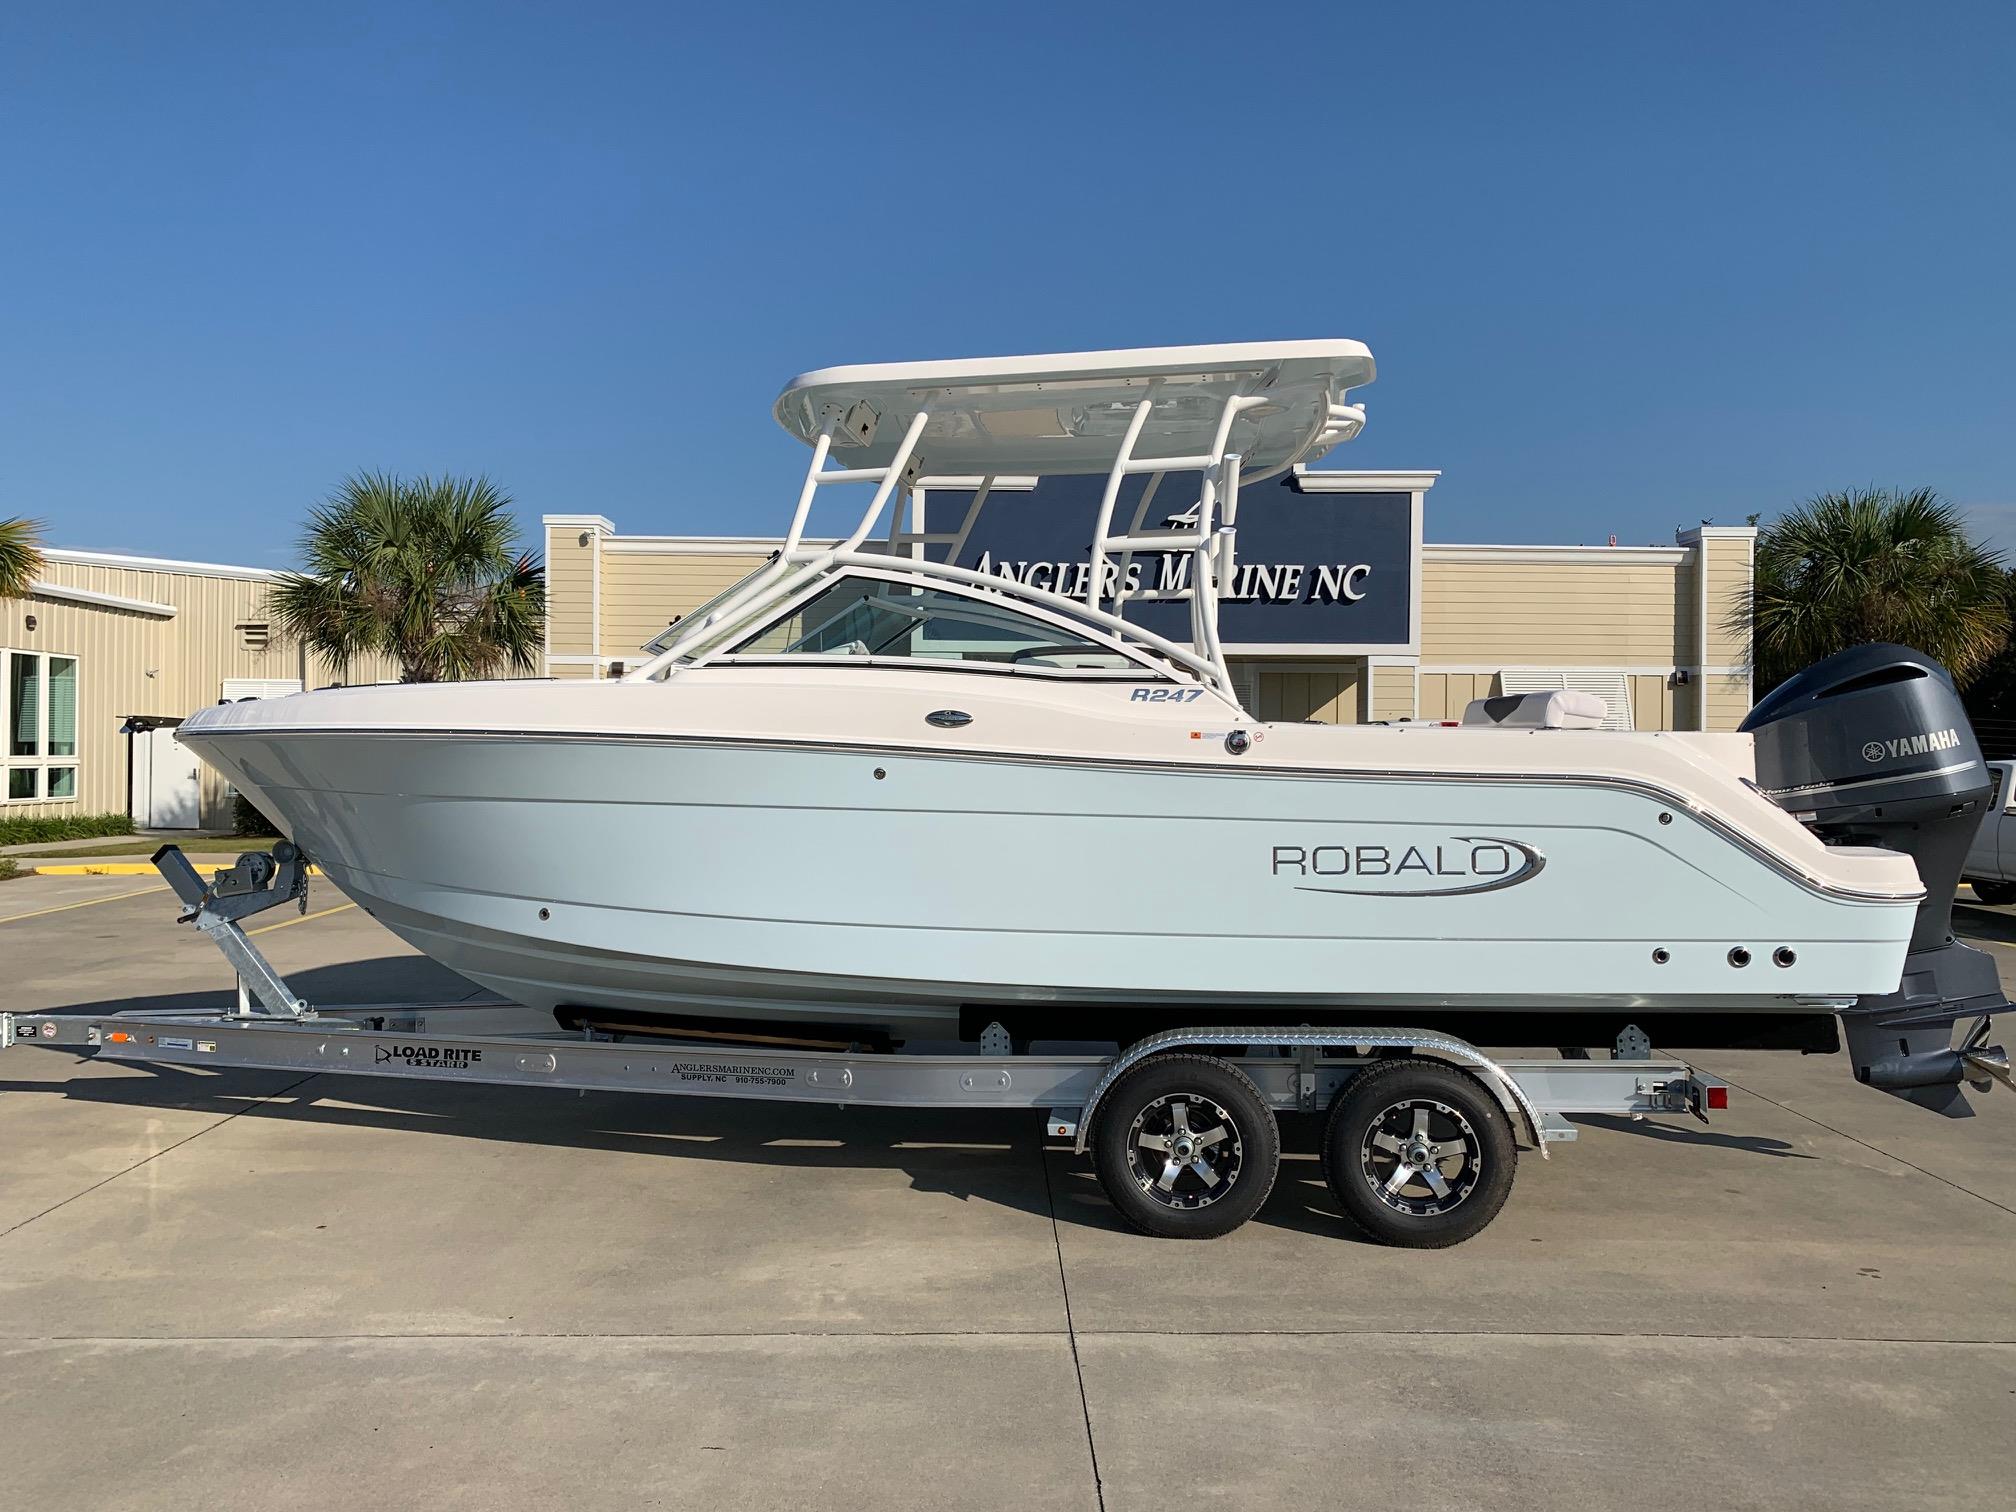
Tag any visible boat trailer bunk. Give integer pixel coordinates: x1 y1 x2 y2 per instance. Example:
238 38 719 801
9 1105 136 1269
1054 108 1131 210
0 847 1732 1248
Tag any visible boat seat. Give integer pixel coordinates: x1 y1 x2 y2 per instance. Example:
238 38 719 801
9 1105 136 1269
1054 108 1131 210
1461 689 1607 729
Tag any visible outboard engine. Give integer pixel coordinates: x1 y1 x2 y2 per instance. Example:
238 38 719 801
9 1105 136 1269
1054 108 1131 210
1743 644 2011 1114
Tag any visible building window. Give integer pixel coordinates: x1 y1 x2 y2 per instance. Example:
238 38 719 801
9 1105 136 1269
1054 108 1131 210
3 649 79 803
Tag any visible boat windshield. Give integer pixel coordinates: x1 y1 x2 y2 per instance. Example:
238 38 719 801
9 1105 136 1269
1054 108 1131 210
641 556 783 657
726 576 1146 672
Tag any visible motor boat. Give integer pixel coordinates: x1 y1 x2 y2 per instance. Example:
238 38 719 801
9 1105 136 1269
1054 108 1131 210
178 341 2009 1113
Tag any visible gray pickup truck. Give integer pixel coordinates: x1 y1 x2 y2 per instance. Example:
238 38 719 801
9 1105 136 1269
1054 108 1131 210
1965 758 2016 903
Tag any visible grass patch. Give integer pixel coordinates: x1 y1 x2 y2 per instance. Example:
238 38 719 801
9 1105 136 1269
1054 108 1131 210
3 835 279 859
0 857 20 882
0 811 135 846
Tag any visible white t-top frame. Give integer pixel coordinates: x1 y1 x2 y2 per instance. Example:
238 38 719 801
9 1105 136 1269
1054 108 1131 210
624 341 1375 704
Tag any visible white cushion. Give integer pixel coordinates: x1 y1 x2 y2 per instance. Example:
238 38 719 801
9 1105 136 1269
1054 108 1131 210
1461 689 1608 730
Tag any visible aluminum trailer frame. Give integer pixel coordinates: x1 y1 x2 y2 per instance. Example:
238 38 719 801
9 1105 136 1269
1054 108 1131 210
0 1000 1724 1147
0 847 1732 1243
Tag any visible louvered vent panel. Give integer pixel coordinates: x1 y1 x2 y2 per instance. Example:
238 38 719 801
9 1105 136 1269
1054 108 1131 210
1497 669 1634 731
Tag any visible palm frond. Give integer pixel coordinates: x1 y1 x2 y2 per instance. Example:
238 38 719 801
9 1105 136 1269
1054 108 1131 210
0 516 48 601
1747 487 2007 692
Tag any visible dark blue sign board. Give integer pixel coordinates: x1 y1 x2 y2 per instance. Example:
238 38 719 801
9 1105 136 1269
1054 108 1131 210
920 472 1416 649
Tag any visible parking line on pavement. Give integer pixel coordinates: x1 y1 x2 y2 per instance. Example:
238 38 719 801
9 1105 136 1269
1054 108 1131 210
247 902 356 934
0 884 169 926
0 886 351 932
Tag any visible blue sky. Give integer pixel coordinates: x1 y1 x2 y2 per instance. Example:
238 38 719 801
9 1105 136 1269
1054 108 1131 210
2 2 2011 565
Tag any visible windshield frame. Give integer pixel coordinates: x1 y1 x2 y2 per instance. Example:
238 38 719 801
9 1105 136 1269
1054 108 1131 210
709 566 1186 682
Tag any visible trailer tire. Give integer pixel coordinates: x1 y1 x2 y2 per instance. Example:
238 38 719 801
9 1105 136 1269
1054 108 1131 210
1090 1054 1279 1240
1970 879 2016 906
1322 1058 1516 1248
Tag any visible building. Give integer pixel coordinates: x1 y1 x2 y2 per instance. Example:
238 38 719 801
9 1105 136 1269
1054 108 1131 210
540 470 1758 731
3 549 396 828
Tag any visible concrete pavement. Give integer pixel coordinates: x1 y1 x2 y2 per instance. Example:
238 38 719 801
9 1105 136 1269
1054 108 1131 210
1 875 2011 1510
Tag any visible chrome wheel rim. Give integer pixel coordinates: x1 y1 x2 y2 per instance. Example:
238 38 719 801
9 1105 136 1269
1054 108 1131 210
1359 1098 1482 1216
1126 1093 1244 1210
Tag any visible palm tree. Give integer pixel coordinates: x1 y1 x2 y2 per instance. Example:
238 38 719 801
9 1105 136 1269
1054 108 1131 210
1748 488 2008 693
269 473 546 682
0 516 45 599
1956 569 2016 758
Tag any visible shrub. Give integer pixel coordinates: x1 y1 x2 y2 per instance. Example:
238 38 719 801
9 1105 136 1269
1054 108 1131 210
230 792 282 837
0 811 136 846
0 857 20 882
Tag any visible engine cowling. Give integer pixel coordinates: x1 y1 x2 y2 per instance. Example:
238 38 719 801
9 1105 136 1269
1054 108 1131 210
1742 644 2005 1113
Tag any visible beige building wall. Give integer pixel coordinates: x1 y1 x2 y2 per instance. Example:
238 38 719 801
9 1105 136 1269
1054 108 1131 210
1701 531 1756 731
601 550 771 664
1631 672 1678 730
4 582 166 821
1421 554 1694 665
1252 665 1362 724
5 552 399 825
1369 663 1415 722
542 516 604 666
1418 670 1493 721
1678 526 1758 732
1418 533 1754 732
540 514 786 677
1703 538 1753 669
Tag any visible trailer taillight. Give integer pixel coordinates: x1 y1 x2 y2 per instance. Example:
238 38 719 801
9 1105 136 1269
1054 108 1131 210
1705 1085 1728 1110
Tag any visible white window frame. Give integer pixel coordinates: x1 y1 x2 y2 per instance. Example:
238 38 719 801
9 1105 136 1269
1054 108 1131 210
3 647 82 804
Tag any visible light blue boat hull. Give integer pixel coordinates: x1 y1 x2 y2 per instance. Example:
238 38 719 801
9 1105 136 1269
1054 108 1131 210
181 729 1913 1037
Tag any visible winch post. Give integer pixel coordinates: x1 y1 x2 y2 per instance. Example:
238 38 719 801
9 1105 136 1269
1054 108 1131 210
153 844 313 1019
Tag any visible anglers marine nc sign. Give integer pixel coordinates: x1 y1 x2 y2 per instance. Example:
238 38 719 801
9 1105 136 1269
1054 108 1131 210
920 472 1417 648
1272 836 1546 897
970 549 1371 606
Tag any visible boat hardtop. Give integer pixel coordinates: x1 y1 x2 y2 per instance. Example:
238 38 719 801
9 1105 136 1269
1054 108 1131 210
772 339 1375 477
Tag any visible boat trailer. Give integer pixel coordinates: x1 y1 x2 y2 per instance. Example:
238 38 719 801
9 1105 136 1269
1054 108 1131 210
1 846 1733 1247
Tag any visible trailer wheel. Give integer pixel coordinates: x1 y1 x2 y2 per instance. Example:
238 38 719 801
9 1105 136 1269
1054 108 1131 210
1091 1054 1280 1239
1321 1059 1516 1249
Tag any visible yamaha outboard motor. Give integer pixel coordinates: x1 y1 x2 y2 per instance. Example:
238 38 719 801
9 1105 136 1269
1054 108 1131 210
1743 644 2011 1114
